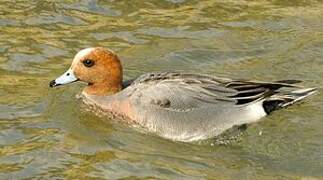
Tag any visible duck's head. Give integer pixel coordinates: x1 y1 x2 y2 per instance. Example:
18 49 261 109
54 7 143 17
50 47 123 96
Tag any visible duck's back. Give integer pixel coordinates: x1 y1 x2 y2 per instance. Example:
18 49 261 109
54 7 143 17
83 72 315 142
115 72 314 141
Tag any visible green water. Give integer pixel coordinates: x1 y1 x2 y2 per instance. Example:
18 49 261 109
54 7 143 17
1 0 323 179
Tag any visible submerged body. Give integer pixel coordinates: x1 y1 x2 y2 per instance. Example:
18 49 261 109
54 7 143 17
50 47 316 142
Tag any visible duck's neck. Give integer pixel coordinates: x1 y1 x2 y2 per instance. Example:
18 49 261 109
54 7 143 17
83 82 122 96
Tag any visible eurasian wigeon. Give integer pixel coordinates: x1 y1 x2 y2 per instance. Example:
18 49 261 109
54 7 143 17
50 47 316 142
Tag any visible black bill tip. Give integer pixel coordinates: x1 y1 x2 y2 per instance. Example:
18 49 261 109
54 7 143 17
49 80 59 88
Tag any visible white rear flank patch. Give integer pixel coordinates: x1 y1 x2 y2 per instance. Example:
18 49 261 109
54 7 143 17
246 101 267 122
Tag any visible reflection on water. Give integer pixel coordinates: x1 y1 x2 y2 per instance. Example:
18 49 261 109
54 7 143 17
1 0 323 179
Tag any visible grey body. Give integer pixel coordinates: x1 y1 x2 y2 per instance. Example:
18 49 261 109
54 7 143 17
85 72 316 142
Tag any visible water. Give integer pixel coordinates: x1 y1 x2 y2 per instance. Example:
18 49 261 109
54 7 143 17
1 0 323 179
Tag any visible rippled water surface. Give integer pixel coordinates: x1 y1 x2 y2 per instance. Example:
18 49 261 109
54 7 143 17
1 0 323 179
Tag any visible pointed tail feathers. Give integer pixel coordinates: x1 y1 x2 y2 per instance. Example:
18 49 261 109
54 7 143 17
263 88 317 114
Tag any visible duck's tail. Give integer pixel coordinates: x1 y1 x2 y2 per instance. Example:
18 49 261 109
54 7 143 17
263 87 317 114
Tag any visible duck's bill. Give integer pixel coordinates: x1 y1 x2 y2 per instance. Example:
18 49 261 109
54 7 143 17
49 69 78 88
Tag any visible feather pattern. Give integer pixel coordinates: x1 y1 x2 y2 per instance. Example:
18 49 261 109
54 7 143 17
110 72 316 141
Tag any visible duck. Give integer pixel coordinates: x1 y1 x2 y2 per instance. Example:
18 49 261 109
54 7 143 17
49 47 316 142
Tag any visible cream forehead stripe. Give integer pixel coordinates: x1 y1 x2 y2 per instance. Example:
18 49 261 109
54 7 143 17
72 48 95 65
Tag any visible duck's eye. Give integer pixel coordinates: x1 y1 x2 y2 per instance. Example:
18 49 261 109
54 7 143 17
83 59 95 67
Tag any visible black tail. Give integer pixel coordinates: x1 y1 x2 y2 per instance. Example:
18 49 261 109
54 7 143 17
263 88 316 114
